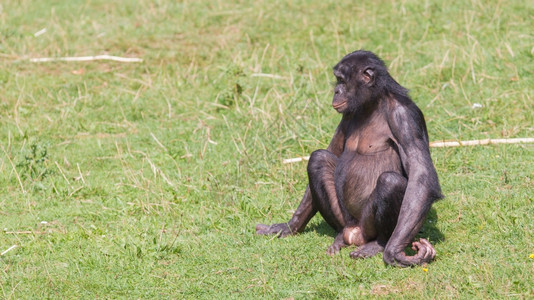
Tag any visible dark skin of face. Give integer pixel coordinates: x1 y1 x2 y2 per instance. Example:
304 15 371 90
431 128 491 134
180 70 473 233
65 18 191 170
256 50 443 267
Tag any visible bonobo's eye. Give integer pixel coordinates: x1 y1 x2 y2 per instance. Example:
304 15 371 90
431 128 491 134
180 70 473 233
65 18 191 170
336 76 345 84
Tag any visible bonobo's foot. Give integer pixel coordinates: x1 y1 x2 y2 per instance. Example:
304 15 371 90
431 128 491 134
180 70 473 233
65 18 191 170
326 232 346 256
255 223 293 237
350 240 384 259
383 238 436 267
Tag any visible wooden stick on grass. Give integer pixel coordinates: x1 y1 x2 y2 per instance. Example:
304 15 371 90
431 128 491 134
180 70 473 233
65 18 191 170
428 137 534 147
29 55 143 63
1 245 18 256
283 137 534 164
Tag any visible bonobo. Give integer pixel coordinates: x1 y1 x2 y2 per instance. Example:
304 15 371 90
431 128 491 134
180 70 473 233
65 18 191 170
256 50 443 267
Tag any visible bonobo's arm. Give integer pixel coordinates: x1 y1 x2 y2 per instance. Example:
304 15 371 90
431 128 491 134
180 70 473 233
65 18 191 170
384 101 443 267
256 120 346 237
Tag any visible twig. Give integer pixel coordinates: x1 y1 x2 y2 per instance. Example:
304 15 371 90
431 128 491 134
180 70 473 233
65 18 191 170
429 137 534 147
34 28 47 37
282 137 534 164
283 157 310 164
251 73 286 80
55 161 72 186
29 55 142 63
1 245 18 256
76 163 86 184
1 145 26 193
150 132 168 152
135 151 174 187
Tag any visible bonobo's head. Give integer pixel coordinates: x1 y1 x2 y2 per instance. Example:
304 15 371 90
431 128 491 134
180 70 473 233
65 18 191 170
332 50 391 114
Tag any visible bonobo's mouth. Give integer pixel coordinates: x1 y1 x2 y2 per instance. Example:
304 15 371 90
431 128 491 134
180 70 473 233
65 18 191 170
332 101 346 110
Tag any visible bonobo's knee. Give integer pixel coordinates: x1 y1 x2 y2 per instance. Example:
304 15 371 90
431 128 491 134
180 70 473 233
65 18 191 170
307 149 334 175
376 172 407 195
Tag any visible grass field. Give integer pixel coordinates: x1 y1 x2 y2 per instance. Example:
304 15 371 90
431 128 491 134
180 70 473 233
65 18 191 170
1 0 533 298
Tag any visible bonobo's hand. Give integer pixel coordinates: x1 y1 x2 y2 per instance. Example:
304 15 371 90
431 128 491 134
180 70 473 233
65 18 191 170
255 223 294 237
383 238 436 267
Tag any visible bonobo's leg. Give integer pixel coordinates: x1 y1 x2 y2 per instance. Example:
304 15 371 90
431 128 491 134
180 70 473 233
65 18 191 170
307 150 345 230
256 187 317 237
256 149 358 252
350 172 407 259
307 149 358 255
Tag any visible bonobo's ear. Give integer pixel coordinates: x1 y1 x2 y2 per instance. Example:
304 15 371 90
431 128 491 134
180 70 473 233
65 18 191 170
362 68 375 85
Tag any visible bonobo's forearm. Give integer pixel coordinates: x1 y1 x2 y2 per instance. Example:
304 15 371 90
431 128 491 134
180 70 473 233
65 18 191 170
383 181 435 266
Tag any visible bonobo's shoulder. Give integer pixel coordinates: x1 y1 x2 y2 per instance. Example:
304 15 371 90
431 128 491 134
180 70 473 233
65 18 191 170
384 94 428 144
385 95 424 122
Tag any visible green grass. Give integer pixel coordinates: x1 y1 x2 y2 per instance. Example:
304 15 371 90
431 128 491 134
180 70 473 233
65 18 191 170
1 0 533 298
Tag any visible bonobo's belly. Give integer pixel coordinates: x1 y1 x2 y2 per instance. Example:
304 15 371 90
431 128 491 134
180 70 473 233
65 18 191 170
334 147 402 219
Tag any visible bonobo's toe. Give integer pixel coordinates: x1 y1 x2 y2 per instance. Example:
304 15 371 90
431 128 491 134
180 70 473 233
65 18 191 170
255 224 270 233
326 240 344 256
349 241 384 259
255 223 292 237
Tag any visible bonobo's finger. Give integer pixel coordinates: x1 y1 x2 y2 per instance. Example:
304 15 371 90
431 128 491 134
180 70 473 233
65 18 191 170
412 241 422 252
327 245 340 256
422 247 432 261
419 238 430 246
419 239 431 259
411 240 432 262
419 239 436 260
415 242 428 259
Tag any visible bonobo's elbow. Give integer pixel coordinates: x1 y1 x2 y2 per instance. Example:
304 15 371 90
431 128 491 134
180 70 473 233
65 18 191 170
417 171 444 202
429 185 444 202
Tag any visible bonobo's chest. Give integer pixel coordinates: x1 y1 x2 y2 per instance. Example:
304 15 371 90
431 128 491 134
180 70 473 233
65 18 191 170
342 116 396 156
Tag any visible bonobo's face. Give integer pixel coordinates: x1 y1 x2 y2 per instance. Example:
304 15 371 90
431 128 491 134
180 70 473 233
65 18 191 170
332 66 351 113
332 53 376 114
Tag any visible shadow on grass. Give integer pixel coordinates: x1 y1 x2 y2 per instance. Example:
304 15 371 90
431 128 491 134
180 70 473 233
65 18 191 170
305 207 444 244
422 208 445 244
